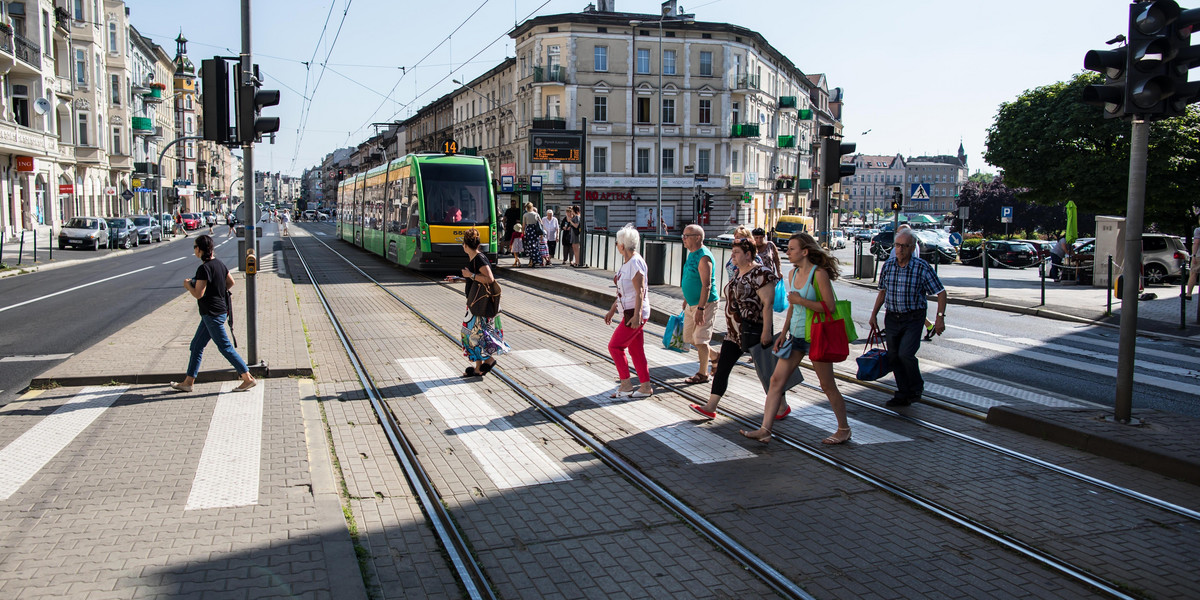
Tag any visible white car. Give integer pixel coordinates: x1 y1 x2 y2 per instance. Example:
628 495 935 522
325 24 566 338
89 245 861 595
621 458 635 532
830 230 846 249
58 216 109 250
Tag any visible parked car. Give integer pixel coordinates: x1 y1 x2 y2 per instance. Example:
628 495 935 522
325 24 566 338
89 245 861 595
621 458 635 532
870 231 894 260
1014 239 1055 263
1074 235 1191 285
58 217 109 250
106 218 139 249
982 240 1038 268
129 215 162 244
157 213 174 234
830 230 846 249
181 213 202 230
912 230 958 263
855 228 878 242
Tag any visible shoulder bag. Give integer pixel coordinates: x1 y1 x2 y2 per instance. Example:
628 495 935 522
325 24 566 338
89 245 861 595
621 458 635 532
855 325 891 381
467 279 502 319
808 304 850 363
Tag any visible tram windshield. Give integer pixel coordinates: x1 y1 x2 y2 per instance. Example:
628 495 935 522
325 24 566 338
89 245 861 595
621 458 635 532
420 162 490 226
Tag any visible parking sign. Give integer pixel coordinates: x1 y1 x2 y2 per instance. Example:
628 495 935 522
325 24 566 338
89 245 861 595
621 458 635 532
1001 206 1013 223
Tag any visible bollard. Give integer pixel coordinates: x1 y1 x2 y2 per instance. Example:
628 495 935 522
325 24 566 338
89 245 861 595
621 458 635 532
983 246 990 298
1181 266 1187 330
1039 259 1045 306
48 228 53 261
18 230 26 265
32 228 37 263
1107 256 1113 316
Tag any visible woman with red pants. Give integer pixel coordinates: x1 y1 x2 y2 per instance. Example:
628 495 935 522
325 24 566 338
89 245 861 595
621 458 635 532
605 224 653 398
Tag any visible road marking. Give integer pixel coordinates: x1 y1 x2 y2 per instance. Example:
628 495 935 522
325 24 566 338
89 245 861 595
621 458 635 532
162 257 188 265
643 346 911 444
0 354 74 362
315 232 327 236
948 337 1200 397
397 357 572 489
0 386 128 500
511 349 757 463
1002 337 1200 379
920 361 1090 408
0 266 155 314
185 381 265 510
946 323 1190 361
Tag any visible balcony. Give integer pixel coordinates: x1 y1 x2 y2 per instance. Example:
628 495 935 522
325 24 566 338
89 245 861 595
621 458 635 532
75 146 103 164
109 153 133 171
0 120 60 156
731 74 760 91
0 27 13 74
132 117 155 136
533 65 566 84
777 135 796 148
54 76 73 97
12 32 41 71
133 161 158 175
779 96 797 109
141 87 164 104
730 123 759 138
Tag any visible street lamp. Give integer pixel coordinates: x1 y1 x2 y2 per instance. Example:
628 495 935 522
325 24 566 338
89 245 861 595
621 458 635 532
630 12 693 235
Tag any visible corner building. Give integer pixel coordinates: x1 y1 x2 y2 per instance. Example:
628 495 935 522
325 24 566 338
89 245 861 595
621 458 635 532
498 1 840 232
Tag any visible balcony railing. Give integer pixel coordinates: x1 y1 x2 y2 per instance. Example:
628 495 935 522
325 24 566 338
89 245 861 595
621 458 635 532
533 65 566 83
730 123 759 138
13 32 40 69
779 96 798 109
131 117 154 135
731 74 760 91
777 135 796 148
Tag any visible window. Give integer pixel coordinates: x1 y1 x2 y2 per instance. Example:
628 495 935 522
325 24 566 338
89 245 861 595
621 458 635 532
594 46 607 71
547 45 561 69
698 99 712 124
663 49 676 75
593 147 607 173
75 49 87 85
73 0 83 20
186 142 194 159
11 84 28 127
185 116 193 134
699 51 713 76
111 126 122 154
637 97 651 123
42 10 50 50
110 74 120 105
731 150 739 172
636 148 651 174
77 113 89 146
185 96 193 109
593 96 607 122
661 148 674 174
108 22 118 53
662 98 675 124
636 48 650 74
697 149 711 175
731 101 740 124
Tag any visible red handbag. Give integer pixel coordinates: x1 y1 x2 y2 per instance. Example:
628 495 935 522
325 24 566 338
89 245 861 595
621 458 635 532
809 306 850 362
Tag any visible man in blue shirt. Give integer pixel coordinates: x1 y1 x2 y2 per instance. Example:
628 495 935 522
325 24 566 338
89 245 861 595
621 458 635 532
868 229 947 406
681 224 718 383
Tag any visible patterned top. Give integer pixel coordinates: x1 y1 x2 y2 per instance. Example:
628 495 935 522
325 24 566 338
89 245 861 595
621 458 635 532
723 264 778 347
756 242 782 278
878 255 945 313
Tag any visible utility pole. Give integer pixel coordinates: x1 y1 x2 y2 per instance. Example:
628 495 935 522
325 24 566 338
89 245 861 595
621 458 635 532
1113 118 1148 422
240 0 259 366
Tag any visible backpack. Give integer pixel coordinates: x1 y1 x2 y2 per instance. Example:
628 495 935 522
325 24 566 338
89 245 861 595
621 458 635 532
467 280 502 319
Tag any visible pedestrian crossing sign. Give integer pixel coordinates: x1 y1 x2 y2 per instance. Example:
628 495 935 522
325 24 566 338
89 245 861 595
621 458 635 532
910 183 930 201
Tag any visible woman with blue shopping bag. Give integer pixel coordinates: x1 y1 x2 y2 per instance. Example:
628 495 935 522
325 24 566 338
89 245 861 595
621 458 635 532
740 233 851 446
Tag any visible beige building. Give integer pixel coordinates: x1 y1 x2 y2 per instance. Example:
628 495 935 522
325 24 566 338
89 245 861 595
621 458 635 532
843 153 906 223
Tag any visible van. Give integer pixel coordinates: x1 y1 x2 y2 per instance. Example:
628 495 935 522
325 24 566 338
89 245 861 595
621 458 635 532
772 215 815 249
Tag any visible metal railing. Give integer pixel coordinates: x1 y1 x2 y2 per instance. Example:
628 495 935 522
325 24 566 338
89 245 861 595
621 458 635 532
584 230 736 292
13 32 40 68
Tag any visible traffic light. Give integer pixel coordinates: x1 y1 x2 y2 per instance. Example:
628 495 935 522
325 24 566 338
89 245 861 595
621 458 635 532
820 137 856 187
1124 0 1179 116
234 63 280 143
201 58 233 144
891 187 902 212
1082 45 1129 118
702 191 714 214
337 169 344 180
1165 5 1200 116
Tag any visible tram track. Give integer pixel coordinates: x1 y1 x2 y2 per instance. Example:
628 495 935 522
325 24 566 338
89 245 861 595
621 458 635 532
286 233 816 600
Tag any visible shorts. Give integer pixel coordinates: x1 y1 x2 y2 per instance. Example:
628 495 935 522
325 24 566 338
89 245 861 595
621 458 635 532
683 303 717 346
781 334 810 357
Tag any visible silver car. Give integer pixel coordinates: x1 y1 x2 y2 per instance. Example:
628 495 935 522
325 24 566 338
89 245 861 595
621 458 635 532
58 217 109 250
1143 233 1189 284
129 215 162 243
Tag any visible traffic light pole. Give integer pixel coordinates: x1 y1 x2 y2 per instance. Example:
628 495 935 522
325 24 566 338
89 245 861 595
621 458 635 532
240 0 259 366
1113 117 1149 423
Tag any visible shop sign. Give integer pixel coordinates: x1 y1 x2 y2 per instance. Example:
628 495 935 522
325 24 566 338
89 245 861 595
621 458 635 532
730 173 744 186
104 186 117 195
58 184 73 194
573 190 635 201
15 156 34 171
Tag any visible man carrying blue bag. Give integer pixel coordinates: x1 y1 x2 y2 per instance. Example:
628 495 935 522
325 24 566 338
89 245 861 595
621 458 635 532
856 326 891 381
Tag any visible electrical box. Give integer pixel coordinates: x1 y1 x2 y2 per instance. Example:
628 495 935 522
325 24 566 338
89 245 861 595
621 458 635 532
1093 215 1125 288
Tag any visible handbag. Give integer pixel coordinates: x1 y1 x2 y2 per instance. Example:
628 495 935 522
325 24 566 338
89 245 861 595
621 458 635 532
772 279 787 313
738 321 764 352
772 333 794 359
804 286 858 344
663 311 687 352
809 305 850 363
855 325 891 381
748 341 804 394
466 279 502 319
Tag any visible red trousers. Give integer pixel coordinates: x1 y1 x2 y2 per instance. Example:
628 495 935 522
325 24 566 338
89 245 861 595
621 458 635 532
608 321 650 382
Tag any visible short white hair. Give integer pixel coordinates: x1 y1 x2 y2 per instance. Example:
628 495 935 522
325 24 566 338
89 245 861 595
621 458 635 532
616 224 640 252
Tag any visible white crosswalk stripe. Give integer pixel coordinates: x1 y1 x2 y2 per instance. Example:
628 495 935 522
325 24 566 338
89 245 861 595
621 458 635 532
511 349 758 463
1002 337 1200 380
0 386 128 500
397 357 572 489
643 346 911 444
948 338 1200 397
920 360 1090 408
186 382 265 510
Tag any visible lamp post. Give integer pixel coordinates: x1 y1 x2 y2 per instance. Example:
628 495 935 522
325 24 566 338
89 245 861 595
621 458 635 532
630 12 693 235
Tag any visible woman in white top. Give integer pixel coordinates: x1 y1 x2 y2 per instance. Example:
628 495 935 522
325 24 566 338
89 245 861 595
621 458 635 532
541 210 560 259
605 224 653 398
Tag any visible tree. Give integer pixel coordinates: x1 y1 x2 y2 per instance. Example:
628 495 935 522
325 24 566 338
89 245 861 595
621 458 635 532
956 177 1071 237
984 73 1200 235
968 171 996 184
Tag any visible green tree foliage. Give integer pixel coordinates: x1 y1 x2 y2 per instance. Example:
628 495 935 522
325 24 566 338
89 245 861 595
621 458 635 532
984 73 1200 234
957 177 1075 238
968 171 997 184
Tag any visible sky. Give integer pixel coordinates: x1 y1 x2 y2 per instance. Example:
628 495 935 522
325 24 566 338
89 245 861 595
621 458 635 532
123 0 1138 176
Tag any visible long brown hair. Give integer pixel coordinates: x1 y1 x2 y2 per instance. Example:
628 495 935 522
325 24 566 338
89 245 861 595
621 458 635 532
790 232 840 281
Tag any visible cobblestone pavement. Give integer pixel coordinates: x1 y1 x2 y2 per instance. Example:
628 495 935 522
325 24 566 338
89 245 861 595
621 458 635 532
289 231 1144 599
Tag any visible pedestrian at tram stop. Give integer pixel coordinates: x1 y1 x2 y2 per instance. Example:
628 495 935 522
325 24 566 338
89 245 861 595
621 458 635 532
456 228 506 377
560 207 575 265
681 224 718 384
503 199 521 256
170 235 257 393
753 227 782 278
1048 233 1071 282
689 237 779 420
606 224 653 398
568 205 583 267
509 224 524 267
740 233 851 445
542 210 560 260
869 228 947 407
724 226 760 279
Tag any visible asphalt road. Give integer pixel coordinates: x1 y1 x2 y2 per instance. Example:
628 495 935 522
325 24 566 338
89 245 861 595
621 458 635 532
0 225 262 405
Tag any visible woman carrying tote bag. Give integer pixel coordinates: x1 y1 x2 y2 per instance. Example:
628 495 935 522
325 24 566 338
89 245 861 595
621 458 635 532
455 229 507 377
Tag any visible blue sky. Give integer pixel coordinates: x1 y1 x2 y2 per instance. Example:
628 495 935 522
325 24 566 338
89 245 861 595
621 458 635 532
125 0 1138 175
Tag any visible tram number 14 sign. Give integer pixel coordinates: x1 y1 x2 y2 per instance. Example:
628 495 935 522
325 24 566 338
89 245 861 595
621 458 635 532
530 130 583 164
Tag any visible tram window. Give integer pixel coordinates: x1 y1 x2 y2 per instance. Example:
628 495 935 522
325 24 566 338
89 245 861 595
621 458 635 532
420 163 489 226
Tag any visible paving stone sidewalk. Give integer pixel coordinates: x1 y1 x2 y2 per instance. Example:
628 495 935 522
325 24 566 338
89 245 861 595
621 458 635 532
496 261 1200 485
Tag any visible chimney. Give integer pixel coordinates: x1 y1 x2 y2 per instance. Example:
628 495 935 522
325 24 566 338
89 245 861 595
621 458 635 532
661 0 678 17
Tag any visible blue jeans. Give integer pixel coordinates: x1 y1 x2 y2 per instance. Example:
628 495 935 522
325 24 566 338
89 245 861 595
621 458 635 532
884 310 926 399
187 313 249 378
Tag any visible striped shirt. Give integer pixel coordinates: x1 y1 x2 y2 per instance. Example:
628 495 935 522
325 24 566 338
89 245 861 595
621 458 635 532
878 256 945 313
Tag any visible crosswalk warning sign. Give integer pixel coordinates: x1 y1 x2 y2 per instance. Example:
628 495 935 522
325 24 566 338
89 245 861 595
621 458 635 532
910 183 930 201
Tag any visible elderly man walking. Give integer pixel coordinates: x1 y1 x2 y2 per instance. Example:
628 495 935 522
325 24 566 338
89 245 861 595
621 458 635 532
681 224 718 384
868 228 947 406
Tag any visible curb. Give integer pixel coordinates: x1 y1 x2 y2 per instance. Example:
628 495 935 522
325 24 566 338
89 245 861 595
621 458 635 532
29 363 312 388
0 233 192 279
986 406 1200 486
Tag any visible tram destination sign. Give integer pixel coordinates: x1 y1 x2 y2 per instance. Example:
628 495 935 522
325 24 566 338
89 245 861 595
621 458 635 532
530 129 583 164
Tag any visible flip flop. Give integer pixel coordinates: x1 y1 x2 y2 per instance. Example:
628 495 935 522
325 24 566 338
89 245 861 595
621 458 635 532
629 390 653 399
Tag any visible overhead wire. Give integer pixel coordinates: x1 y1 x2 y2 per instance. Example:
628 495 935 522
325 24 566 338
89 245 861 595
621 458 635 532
291 0 356 170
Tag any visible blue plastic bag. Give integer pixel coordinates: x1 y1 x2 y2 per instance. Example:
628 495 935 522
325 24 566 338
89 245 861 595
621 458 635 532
773 279 787 313
663 311 687 352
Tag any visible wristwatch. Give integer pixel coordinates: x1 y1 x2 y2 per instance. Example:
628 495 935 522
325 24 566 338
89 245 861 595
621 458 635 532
936 312 945 318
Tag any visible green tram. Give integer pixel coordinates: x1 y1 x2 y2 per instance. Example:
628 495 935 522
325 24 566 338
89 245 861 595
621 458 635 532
336 153 498 270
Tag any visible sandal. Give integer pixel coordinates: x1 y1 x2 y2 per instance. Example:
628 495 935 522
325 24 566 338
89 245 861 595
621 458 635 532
739 429 772 444
169 381 193 393
479 361 496 376
683 373 710 385
610 389 634 398
821 427 852 445
462 367 479 378
630 390 653 399
233 380 257 392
